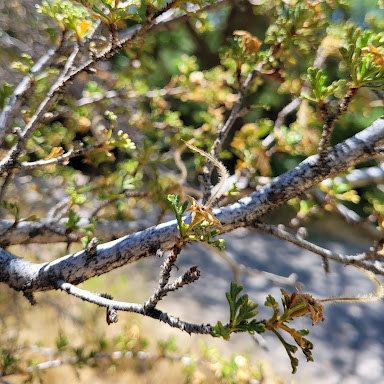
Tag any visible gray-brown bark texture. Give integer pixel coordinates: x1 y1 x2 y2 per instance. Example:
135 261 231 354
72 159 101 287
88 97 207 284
1 116 383 293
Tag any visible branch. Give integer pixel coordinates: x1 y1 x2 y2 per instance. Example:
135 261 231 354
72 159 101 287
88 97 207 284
58 280 213 334
317 87 359 161
144 245 181 309
202 67 261 204
0 0 203 174
17 144 103 170
253 222 384 274
144 245 200 310
0 218 151 246
1 117 384 292
0 47 59 145
322 163 384 188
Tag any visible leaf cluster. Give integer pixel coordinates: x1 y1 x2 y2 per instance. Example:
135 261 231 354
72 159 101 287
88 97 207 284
212 282 265 340
302 67 348 103
37 0 92 40
212 282 326 374
265 1 328 66
340 26 384 87
167 194 225 250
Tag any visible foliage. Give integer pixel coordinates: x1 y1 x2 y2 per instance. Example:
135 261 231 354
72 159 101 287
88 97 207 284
1 0 384 381
212 282 265 340
213 282 324 374
167 194 225 250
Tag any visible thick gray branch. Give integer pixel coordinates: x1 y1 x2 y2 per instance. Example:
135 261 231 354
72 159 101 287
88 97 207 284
1 117 384 292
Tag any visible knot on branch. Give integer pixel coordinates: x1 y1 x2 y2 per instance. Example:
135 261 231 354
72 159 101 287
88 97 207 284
100 293 119 325
85 237 99 259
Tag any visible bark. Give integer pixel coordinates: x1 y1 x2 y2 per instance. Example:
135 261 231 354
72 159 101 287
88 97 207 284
1 117 383 293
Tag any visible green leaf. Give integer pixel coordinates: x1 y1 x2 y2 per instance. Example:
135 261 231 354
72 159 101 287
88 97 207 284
1 201 20 222
271 329 299 374
0 82 14 109
212 321 231 340
56 334 69 351
66 209 81 229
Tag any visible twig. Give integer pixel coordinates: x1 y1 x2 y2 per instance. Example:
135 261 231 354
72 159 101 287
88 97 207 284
0 2 181 175
47 198 71 222
0 170 15 202
253 222 384 275
17 144 102 170
0 43 81 174
263 45 328 151
57 279 213 334
321 163 384 188
24 345 220 374
320 266 384 304
75 86 190 107
90 191 149 218
202 67 261 204
109 23 118 49
144 243 187 310
0 217 151 245
0 47 59 145
318 86 359 162
207 245 297 286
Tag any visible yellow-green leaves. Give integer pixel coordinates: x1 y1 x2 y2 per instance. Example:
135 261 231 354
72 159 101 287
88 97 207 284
264 290 324 374
75 0 142 24
302 67 348 103
212 282 265 340
167 194 224 250
340 27 384 88
37 1 92 40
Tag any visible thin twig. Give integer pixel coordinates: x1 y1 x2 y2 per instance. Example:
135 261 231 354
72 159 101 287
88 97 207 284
17 143 102 170
310 189 382 240
57 279 213 334
0 47 59 145
202 67 261 204
321 163 384 188
253 222 384 275
207 245 297 286
75 86 190 107
263 45 327 151
90 191 149 218
318 86 359 162
0 170 15 202
0 2 181 174
0 43 81 173
144 243 184 310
